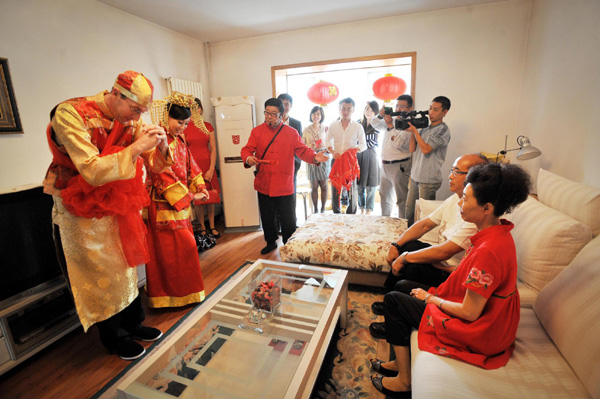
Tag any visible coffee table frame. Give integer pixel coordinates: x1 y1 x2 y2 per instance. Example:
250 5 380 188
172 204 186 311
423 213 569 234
117 259 348 399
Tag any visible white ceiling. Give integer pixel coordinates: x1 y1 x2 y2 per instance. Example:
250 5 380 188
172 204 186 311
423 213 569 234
95 0 506 43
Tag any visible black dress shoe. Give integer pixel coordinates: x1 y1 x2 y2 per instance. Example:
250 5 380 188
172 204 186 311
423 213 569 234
371 301 384 316
370 358 398 377
129 325 163 342
369 322 387 339
116 338 146 361
371 375 411 398
261 242 277 254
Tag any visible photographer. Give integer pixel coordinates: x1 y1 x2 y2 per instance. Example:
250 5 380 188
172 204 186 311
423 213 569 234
405 96 452 226
372 94 413 218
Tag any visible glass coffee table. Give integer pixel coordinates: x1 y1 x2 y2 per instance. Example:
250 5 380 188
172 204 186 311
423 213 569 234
117 260 348 399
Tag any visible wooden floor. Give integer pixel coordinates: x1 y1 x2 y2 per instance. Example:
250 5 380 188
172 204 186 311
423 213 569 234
0 220 284 399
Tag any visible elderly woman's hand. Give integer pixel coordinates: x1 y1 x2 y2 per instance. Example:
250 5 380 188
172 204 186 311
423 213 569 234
410 288 429 301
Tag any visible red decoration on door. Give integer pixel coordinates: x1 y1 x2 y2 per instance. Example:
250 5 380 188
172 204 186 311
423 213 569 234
307 81 340 106
373 74 407 103
232 135 240 145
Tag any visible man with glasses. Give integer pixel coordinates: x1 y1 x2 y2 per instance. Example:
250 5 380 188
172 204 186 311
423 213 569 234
326 97 367 214
369 153 489 338
405 96 452 226
372 94 414 218
242 98 329 254
44 71 170 360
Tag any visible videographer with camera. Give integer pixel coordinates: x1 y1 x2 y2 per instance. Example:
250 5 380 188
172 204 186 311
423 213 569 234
405 96 452 226
371 94 414 218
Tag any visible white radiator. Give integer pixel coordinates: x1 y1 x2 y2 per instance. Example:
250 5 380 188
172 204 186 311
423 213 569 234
166 77 203 100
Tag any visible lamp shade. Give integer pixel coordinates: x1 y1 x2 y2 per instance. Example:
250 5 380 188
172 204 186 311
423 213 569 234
307 81 339 106
516 136 542 160
373 74 407 102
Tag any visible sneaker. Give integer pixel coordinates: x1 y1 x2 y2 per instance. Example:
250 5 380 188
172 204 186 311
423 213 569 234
261 242 277 255
116 338 146 361
129 325 163 342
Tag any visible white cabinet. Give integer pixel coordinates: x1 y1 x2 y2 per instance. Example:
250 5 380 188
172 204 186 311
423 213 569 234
211 96 260 230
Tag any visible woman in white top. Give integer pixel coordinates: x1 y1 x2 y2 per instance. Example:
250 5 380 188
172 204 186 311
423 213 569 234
302 106 330 213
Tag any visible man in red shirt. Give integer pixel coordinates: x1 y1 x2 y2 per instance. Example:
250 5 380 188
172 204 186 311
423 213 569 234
242 98 329 254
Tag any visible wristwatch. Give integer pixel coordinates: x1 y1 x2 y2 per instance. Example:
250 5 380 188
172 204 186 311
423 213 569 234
391 242 402 252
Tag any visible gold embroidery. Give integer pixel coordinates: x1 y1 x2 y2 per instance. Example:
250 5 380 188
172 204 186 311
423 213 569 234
147 290 206 308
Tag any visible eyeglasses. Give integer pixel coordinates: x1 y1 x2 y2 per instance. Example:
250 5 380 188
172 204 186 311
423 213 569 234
127 104 145 115
120 94 146 115
449 168 468 177
264 111 280 118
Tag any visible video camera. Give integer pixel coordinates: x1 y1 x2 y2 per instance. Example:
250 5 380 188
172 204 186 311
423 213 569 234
384 108 429 130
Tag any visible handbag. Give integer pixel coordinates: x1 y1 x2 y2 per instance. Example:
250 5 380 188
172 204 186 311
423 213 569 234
201 179 221 205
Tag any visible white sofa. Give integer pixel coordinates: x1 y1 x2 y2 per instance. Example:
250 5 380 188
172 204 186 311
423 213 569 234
410 169 600 399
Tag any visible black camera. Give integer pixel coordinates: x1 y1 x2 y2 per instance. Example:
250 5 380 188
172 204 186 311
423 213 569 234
389 110 429 130
384 106 394 115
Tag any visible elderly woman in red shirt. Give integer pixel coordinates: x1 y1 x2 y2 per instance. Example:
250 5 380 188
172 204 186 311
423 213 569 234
369 163 531 398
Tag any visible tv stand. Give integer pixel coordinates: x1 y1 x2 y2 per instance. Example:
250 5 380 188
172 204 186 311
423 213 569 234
0 277 80 376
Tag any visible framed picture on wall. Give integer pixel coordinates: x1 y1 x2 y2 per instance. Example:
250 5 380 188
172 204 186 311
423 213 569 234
0 58 23 134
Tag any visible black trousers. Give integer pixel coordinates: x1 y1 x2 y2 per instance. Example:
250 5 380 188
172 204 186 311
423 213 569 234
53 224 145 351
383 291 426 347
258 192 296 244
97 295 145 351
384 240 451 291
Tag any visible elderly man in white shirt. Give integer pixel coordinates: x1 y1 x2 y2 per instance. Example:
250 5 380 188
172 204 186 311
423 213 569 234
372 95 413 218
326 98 367 214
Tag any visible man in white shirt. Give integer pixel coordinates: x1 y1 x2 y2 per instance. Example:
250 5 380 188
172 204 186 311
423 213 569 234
326 98 367 214
370 153 489 320
372 94 413 218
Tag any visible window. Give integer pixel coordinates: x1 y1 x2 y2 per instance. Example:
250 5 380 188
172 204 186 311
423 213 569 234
272 52 416 127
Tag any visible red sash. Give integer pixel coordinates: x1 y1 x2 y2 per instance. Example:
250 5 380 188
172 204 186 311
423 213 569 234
329 148 360 193
47 122 150 268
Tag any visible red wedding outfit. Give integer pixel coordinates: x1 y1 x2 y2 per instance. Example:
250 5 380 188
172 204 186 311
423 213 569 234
418 220 520 369
144 132 206 308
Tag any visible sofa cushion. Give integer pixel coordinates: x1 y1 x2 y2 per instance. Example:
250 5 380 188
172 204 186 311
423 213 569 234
410 308 589 399
533 236 600 399
415 199 443 245
516 280 537 309
536 168 600 237
505 196 592 293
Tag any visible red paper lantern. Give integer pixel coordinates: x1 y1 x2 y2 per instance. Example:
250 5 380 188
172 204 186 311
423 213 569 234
307 81 339 106
373 74 407 102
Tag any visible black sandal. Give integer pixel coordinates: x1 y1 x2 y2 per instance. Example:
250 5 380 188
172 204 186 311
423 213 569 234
370 375 411 398
209 227 221 238
370 358 398 377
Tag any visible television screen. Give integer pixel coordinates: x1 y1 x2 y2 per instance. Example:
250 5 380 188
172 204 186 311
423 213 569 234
0 186 63 303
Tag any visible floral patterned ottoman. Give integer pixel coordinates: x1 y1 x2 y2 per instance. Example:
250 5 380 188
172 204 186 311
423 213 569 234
280 214 407 272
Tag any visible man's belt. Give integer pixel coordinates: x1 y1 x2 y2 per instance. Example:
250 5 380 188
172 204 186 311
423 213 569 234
382 157 410 164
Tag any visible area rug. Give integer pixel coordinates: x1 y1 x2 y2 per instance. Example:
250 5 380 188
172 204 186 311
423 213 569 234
91 267 389 399
311 284 389 399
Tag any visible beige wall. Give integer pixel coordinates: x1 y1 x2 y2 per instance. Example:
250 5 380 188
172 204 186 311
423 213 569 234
517 0 600 188
0 0 209 190
1 0 598 193
209 0 533 200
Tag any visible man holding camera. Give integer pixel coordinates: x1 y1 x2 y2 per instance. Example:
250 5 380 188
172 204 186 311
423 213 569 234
405 96 452 226
372 94 413 218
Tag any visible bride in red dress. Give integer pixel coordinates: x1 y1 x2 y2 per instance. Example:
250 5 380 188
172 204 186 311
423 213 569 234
144 92 209 308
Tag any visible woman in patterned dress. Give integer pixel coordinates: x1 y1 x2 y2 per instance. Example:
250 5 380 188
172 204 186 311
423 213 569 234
302 106 330 213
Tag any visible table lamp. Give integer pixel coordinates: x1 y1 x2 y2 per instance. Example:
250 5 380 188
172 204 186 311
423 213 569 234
497 135 542 162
